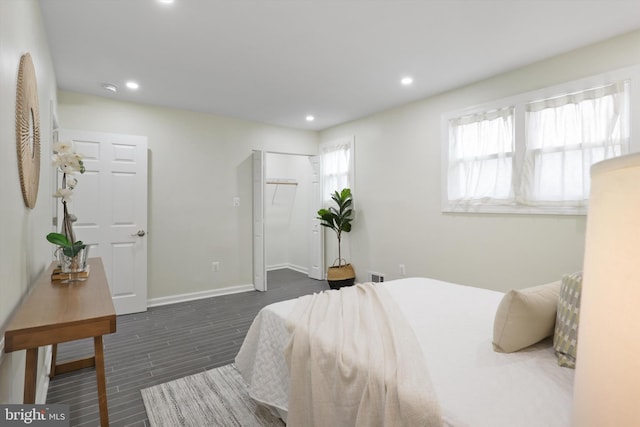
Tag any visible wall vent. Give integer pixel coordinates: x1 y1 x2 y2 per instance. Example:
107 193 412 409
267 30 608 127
369 271 385 283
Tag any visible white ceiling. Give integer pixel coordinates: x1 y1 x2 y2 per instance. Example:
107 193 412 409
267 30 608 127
39 0 640 131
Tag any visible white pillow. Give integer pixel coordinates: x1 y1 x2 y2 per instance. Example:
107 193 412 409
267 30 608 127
493 280 561 353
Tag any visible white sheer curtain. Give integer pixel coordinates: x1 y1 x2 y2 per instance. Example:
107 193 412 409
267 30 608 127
519 81 629 207
447 107 514 208
321 140 352 203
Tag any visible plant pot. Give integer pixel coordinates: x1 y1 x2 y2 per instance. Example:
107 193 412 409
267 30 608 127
56 246 90 282
327 264 356 290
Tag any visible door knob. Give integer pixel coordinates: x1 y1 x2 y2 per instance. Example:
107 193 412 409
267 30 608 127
132 230 146 237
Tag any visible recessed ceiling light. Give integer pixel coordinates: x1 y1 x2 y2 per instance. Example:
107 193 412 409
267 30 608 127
158 0 174 4
401 76 414 86
306 115 315 122
125 81 139 90
101 83 118 93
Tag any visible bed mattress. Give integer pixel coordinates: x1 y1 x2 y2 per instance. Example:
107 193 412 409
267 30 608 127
235 277 574 427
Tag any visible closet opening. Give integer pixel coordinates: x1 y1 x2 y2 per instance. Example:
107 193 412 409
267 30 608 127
253 150 324 291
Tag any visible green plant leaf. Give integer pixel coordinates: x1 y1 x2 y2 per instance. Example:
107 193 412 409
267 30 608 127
62 242 86 258
317 188 354 266
47 233 86 258
46 232 71 248
62 247 75 257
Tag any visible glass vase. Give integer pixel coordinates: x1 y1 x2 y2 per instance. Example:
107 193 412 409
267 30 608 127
56 246 89 283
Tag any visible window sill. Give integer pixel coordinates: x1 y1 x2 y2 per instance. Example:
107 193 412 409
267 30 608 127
441 204 587 216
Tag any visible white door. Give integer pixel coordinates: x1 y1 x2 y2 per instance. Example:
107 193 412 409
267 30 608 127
252 150 266 291
59 129 148 314
308 156 324 280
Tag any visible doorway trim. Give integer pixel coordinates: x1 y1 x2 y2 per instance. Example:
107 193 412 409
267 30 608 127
252 150 323 291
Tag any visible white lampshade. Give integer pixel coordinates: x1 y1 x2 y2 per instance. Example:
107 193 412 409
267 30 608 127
572 152 640 426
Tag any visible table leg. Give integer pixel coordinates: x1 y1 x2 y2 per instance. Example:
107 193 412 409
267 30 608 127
24 347 38 403
94 336 110 427
50 344 58 378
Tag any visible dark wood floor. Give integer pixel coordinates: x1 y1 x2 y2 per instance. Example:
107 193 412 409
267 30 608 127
46 269 328 427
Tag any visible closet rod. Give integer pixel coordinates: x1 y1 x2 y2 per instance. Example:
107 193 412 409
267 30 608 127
266 181 298 185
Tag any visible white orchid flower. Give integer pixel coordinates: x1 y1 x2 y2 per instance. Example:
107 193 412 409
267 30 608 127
53 141 73 154
66 177 78 190
54 187 74 203
52 154 63 167
49 143 86 251
54 152 85 174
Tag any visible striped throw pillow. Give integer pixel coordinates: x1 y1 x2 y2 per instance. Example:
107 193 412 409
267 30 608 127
553 272 583 368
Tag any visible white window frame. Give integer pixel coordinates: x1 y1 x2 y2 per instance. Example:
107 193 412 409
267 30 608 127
442 66 640 215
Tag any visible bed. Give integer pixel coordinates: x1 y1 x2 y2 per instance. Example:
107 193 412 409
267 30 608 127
235 277 574 426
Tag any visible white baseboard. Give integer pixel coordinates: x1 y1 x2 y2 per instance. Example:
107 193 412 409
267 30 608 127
147 284 255 308
287 264 309 275
266 263 309 275
266 263 288 271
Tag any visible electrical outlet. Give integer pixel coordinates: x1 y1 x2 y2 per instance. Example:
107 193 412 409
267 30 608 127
233 197 240 207
212 261 220 272
399 264 406 276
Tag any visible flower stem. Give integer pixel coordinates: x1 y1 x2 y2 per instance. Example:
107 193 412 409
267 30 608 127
62 201 76 243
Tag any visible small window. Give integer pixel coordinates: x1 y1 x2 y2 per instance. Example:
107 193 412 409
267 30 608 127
320 137 354 202
519 82 629 208
447 107 515 207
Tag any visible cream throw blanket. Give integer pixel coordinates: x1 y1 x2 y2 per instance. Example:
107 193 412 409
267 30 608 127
284 283 442 427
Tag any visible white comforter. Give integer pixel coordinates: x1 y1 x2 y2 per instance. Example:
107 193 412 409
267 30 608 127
235 278 574 427
284 282 442 427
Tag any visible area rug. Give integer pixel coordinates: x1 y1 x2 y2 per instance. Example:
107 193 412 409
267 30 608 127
141 363 285 427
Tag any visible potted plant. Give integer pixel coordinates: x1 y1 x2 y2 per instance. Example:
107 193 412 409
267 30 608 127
317 188 355 289
47 232 88 271
47 141 89 278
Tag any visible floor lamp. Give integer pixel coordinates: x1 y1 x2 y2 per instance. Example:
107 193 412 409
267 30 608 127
573 152 640 426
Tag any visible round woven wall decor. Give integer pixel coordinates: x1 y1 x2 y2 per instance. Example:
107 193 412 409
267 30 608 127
16 53 41 209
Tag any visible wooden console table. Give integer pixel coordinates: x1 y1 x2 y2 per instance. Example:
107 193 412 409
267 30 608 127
4 258 116 426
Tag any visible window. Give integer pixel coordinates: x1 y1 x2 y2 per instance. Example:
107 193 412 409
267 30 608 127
448 107 515 206
519 82 629 208
443 69 634 215
320 137 354 202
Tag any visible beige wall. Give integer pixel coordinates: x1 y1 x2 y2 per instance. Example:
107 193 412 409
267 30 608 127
320 29 640 292
57 91 319 299
0 0 58 403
